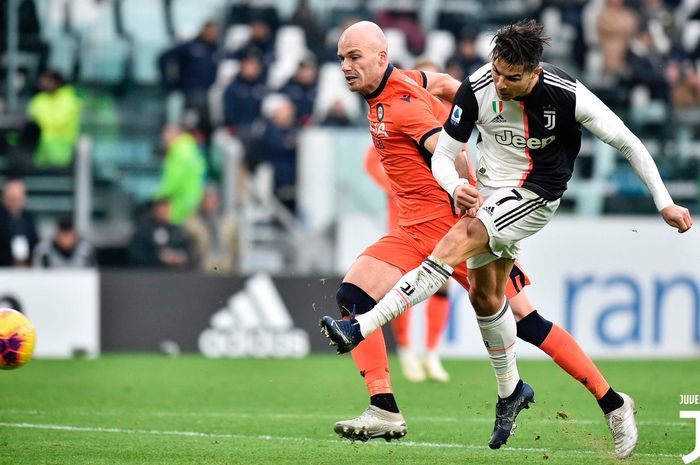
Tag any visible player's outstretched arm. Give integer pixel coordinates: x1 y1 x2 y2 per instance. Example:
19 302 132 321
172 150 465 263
661 204 693 233
575 81 693 233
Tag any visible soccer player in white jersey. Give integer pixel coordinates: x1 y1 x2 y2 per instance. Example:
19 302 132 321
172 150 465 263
322 19 692 459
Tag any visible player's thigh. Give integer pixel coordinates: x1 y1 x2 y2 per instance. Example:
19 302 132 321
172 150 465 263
406 217 470 293
343 255 403 302
433 216 490 267
345 230 424 301
468 257 515 316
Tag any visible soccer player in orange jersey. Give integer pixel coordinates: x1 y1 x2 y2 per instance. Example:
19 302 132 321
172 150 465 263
322 21 640 453
364 144 453 383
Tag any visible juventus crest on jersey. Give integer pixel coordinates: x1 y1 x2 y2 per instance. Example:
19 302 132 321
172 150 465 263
445 62 585 201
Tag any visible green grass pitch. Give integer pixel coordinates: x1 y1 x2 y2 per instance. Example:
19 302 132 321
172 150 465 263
0 355 697 464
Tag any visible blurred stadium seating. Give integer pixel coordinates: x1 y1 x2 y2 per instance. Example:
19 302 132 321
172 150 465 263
1 0 700 272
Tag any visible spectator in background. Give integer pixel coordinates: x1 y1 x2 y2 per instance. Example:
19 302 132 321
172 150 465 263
624 28 670 101
0 179 38 267
539 0 588 71
2 119 40 176
223 51 267 137
251 96 299 212
376 8 425 55
668 61 700 109
27 70 81 168
153 125 207 226
444 59 466 82
596 0 638 76
290 0 325 59
328 5 374 34
279 55 318 126
158 21 221 136
33 217 95 268
320 99 353 127
184 184 239 272
446 29 486 80
641 0 680 58
226 4 280 35
233 18 276 70
129 198 191 268
0 0 49 78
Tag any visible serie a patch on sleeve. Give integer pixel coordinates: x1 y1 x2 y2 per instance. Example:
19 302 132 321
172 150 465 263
450 105 462 126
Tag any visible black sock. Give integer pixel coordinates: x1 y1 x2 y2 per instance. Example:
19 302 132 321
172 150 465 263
371 393 400 413
516 310 553 346
597 388 624 414
501 379 524 401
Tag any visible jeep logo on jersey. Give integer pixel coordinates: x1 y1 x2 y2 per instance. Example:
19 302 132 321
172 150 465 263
450 105 462 126
544 110 556 130
496 130 556 150
377 103 384 121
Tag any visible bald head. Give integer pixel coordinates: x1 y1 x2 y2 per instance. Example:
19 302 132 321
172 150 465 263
339 21 387 54
337 21 389 95
2 179 26 216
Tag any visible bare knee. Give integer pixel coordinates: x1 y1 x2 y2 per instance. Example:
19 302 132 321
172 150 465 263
469 287 504 316
433 229 466 266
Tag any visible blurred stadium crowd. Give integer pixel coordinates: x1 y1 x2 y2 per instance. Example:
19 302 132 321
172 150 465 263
1 0 700 271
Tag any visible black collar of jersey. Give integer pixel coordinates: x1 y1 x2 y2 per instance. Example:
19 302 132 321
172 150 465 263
514 69 544 101
364 63 395 101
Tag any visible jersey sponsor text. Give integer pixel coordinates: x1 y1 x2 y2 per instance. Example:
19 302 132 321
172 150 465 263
495 130 556 150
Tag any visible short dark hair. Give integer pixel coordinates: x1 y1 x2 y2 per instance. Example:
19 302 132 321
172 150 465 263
42 69 65 87
491 20 550 72
57 216 74 232
152 197 171 207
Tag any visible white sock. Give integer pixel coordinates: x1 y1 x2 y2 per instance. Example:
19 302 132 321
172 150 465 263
476 299 520 398
356 256 452 337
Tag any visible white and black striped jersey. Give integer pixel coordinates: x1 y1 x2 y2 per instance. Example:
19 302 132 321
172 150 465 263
436 62 672 210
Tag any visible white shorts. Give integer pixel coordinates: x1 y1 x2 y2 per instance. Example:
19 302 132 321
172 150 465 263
468 185 559 269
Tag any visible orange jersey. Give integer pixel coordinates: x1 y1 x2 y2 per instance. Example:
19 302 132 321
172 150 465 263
365 65 455 226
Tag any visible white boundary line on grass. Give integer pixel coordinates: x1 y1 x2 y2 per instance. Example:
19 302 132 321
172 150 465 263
1 409 691 427
0 421 681 460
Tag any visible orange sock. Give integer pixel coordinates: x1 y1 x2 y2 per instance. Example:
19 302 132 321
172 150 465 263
351 328 393 395
390 307 412 348
426 294 450 350
540 324 610 399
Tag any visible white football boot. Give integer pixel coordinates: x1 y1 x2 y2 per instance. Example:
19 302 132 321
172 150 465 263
334 405 407 441
604 392 638 459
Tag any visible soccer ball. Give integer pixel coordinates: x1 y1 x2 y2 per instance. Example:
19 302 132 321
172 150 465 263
0 308 36 369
